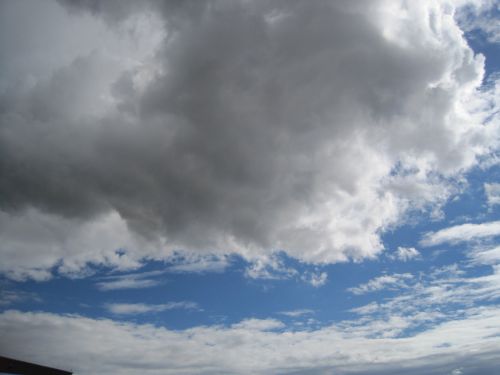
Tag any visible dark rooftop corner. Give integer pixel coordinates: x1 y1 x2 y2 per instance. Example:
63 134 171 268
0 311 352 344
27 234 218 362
0 356 72 375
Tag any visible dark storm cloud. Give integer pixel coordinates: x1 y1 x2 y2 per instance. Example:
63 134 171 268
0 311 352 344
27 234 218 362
0 0 497 274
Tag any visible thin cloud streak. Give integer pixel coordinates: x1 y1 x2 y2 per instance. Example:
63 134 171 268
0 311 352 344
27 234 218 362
105 301 199 315
420 221 500 247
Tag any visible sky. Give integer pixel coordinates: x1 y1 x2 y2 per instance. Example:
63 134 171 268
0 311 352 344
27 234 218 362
1 0 500 374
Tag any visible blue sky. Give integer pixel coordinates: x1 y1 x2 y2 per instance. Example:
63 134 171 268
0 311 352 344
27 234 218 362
1 1 500 374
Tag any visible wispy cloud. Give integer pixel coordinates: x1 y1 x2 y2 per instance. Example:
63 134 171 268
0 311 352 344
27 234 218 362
278 309 314 318
351 244 500 327
388 247 421 262
0 289 41 306
95 270 165 291
348 273 414 295
244 255 298 281
96 278 161 291
243 254 328 287
484 183 500 206
105 301 199 315
167 253 230 274
457 2 500 44
470 245 500 265
95 254 232 291
301 271 328 287
420 221 500 247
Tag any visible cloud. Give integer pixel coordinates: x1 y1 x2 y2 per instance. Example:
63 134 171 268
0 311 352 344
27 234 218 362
470 245 500 264
352 243 500 323
105 301 198 315
456 1 500 44
243 254 328 286
244 255 299 281
231 318 285 332
301 271 328 288
5 235 500 374
420 221 500 247
95 270 166 291
96 278 160 291
389 246 421 262
94 254 232 290
0 209 149 281
167 253 230 274
0 289 40 307
278 309 315 318
348 273 414 295
1 307 500 374
0 0 499 278
484 183 500 206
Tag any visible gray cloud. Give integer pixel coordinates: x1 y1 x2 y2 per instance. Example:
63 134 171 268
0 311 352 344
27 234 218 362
0 0 499 277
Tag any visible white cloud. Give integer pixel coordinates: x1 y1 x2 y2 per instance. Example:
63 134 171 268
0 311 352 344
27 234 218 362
244 255 298 281
348 273 414 295
167 253 230 274
420 221 500 247
457 1 500 44
389 246 421 261
0 209 154 281
484 183 500 206
352 243 500 324
278 309 315 318
95 273 163 291
5 236 500 374
243 256 328 287
95 269 167 291
301 271 328 288
350 302 381 316
105 301 198 315
231 318 285 332
470 245 500 264
1 306 500 374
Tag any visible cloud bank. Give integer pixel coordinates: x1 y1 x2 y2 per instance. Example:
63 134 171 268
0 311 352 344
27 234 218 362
0 0 499 279
1 307 499 375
